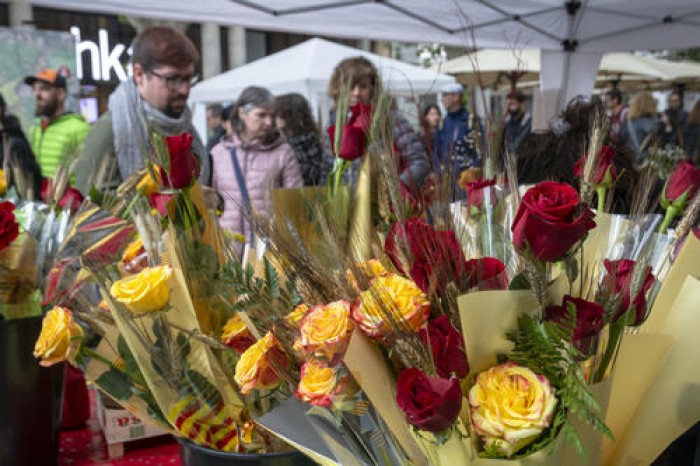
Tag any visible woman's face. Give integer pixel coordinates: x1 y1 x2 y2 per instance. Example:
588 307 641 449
425 107 441 129
275 115 286 131
239 104 274 141
349 78 373 106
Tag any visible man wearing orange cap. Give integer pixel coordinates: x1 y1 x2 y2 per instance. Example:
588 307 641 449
24 67 90 179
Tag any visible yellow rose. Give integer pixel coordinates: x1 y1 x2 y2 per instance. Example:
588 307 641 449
234 332 289 394
294 300 354 362
284 303 309 326
346 259 388 291
110 265 172 314
136 167 160 196
34 306 84 367
296 359 337 407
221 313 255 354
352 274 430 340
468 362 558 458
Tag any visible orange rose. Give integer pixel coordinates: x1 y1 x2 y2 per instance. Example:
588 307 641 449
234 332 289 394
295 300 354 362
352 274 430 341
296 359 358 408
221 313 255 354
120 236 148 275
347 259 389 291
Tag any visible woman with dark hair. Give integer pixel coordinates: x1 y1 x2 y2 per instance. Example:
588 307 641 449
320 56 430 190
517 97 645 214
685 100 700 163
275 93 323 186
0 93 42 199
421 104 441 152
210 86 302 243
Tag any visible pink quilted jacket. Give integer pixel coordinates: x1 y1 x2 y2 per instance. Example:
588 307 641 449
210 132 303 239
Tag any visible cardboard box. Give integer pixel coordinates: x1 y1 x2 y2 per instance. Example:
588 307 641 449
96 394 167 445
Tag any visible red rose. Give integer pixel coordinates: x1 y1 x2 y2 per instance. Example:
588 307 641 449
602 259 655 325
662 161 700 209
0 201 19 252
420 315 468 379
544 295 605 355
573 145 618 187
386 219 507 293
396 367 462 432
465 178 497 211
149 193 175 217
512 181 596 262
41 179 84 213
464 257 508 290
160 132 200 189
327 103 372 161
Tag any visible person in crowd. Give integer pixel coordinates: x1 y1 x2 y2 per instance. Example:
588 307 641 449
421 103 441 152
0 93 42 199
499 91 532 163
685 100 700 163
221 104 234 137
210 86 303 244
76 26 210 194
660 90 689 148
517 97 643 214
206 103 224 140
618 91 660 164
275 93 323 186
605 88 628 143
433 82 481 174
24 67 90 179
320 56 430 190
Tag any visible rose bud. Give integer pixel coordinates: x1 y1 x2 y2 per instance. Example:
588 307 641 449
396 367 462 432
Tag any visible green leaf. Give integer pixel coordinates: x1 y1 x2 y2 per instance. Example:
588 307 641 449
95 369 134 400
508 272 531 290
183 368 223 407
176 333 191 360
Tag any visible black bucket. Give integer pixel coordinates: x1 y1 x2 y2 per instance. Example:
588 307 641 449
178 438 318 466
0 316 65 466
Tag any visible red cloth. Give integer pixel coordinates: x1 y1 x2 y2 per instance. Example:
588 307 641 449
61 365 90 430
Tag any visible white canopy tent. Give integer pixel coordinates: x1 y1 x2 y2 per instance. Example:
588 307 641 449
189 37 456 111
438 49 700 89
39 0 700 117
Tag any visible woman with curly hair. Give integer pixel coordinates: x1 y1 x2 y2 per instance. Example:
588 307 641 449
275 93 323 186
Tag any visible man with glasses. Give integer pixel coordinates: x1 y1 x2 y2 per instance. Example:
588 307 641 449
76 26 211 194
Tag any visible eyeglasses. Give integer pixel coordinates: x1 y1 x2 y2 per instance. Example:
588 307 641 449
146 68 200 91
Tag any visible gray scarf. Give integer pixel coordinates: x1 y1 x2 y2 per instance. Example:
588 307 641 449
109 79 210 185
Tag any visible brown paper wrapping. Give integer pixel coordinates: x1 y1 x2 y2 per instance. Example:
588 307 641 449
343 330 429 466
609 275 700 466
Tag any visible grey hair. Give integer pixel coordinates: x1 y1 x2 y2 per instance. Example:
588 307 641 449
231 86 275 134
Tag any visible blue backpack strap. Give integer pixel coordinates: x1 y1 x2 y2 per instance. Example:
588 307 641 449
229 147 254 243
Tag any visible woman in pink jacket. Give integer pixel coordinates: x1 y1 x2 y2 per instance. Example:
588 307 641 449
210 86 303 244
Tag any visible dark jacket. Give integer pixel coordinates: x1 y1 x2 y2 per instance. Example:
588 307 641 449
287 132 323 186
433 106 481 172
619 116 660 163
500 111 532 160
1 116 42 199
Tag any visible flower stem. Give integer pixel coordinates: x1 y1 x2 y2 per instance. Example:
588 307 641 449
596 187 606 213
658 206 680 233
593 319 624 383
83 346 120 370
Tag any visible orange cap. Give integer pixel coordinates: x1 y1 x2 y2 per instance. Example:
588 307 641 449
24 67 70 88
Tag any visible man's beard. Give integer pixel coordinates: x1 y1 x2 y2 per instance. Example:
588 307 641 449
35 96 58 118
163 103 185 119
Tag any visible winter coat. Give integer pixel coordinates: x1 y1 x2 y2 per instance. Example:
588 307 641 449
1 116 42 199
210 132 303 240
619 116 660 163
287 132 323 186
29 113 89 179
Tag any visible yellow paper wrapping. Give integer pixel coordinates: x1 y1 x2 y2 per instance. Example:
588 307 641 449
348 154 372 263
464 434 565 466
104 234 246 448
561 378 612 466
642 233 700 334
0 231 38 305
609 275 700 466
84 328 175 433
600 333 672 465
458 288 539 374
413 422 471 466
343 330 429 466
